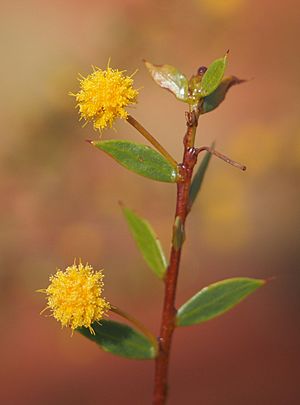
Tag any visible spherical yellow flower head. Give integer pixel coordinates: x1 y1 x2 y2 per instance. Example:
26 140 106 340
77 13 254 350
74 66 138 130
43 262 110 334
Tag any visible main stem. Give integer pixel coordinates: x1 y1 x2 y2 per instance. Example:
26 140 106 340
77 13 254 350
153 110 199 405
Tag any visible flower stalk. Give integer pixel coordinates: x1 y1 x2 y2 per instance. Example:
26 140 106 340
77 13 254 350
110 305 158 351
127 115 178 169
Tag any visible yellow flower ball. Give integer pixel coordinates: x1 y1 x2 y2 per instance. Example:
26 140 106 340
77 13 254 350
40 262 110 334
72 65 138 130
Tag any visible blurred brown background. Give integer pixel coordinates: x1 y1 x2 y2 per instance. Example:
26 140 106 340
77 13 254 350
0 0 299 404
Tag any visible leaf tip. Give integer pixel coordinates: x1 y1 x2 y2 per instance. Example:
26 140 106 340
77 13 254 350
233 77 249 86
252 278 268 289
224 50 229 64
265 276 276 284
143 59 152 69
86 139 97 148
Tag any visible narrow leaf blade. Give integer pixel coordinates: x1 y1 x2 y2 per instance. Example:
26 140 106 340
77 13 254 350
199 52 228 97
177 277 265 327
202 76 246 114
122 206 167 279
79 320 157 360
92 140 178 183
144 60 189 101
188 145 213 210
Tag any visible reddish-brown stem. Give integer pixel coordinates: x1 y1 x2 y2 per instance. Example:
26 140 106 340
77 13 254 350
151 104 246 403
153 110 199 405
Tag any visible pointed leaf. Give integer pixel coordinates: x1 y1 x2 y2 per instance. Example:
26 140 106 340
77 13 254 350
122 206 167 279
202 76 246 114
144 60 189 101
79 320 157 360
188 144 213 210
177 277 265 327
194 52 228 98
92 140 178 183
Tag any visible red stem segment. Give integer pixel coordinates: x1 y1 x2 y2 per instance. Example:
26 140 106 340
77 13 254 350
153 111 199 404
152 106 247 403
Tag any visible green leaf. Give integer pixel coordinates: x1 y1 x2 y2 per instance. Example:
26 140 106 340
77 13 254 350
92 140 178 183
202 76 246 114
122 206 167 279
144 60 189 101
79 320 157 360
188 144 213 211
177 277 265 327
196 52 228 98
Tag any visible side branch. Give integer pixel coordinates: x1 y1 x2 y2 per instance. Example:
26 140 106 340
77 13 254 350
197 146 246 171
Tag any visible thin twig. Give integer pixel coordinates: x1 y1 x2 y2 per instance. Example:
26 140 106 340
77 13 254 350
197 146 246 171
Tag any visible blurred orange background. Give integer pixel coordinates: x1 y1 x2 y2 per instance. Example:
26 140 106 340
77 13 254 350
1 0 299 404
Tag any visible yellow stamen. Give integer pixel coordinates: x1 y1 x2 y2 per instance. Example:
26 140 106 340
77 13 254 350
39 262 110 333
70 65 139 131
